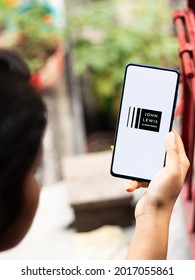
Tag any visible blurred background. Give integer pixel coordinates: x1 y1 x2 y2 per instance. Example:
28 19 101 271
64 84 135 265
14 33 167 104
0 0 194 260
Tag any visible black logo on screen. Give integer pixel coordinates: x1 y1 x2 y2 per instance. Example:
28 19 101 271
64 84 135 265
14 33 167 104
126 107 162 132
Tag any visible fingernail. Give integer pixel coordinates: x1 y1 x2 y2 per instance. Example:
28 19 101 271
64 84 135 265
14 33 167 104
168 131 176 145
126 184 133 192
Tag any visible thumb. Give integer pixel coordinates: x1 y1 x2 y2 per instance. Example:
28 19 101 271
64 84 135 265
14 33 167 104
165 130 180 171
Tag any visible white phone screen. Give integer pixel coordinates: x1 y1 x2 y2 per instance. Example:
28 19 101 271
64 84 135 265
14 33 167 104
110 63 179 182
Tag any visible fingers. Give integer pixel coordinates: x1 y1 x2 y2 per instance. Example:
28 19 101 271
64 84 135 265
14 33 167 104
165 130 180 171
126 181 139 192
172 129 190 181
165 129 190 183
126 181 149 192
112 130 189 195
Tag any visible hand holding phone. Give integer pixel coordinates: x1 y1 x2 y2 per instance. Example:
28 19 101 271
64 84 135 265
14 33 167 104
110 63 180 182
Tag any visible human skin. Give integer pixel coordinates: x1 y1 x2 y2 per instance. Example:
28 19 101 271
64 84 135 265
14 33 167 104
126 129 190 259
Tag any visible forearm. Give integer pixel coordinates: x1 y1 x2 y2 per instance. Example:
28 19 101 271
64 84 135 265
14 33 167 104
126 213 171 260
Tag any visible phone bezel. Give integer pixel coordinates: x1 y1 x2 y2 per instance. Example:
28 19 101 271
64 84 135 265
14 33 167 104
110 63 180 182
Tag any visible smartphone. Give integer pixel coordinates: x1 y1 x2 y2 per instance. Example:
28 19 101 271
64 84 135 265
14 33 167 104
110 63 180 182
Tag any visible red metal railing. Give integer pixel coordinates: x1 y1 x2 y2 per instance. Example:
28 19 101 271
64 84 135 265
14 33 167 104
172 0 195 259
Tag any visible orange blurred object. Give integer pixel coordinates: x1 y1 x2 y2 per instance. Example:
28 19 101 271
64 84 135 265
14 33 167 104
43 14 53 25
5 0 18 8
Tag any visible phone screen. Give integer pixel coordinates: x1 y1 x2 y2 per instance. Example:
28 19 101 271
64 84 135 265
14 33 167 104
110 63 180 182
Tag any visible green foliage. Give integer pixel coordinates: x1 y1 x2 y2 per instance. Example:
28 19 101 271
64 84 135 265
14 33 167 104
67 0 179 112
13 3 62 71
0 1 62 72
0 0 15 31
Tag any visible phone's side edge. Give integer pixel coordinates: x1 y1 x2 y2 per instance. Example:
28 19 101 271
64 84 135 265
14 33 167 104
110 64 130 177
163 69 180 167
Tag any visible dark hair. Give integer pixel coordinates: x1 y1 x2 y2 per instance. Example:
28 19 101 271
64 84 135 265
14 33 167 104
0 77 47 233
0 49 30 82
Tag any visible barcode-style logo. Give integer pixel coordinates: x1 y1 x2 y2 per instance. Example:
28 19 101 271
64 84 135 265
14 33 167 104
126 107 162 132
